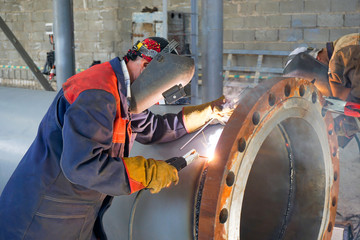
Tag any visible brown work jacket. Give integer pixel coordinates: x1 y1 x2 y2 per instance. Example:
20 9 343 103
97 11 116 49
328 33 360 102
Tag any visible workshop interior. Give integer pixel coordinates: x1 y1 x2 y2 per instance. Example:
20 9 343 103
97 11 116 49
0 0 360 239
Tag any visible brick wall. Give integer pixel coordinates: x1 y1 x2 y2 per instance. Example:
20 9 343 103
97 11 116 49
0 0 359 88
223 0 360 51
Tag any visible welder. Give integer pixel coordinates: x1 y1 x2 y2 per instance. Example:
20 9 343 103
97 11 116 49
285 33 360 147
0 37 233 240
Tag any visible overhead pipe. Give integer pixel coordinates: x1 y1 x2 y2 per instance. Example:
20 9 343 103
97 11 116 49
201 0 223 103
162 0 168 39
0 76 339 239
53 0 76 90
190 0 200 104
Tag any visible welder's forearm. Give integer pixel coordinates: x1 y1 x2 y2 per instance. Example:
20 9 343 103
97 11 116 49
132 110 187 144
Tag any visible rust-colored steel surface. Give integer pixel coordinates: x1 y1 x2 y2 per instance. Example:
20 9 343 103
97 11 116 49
198 77 339 240
0 77 339 240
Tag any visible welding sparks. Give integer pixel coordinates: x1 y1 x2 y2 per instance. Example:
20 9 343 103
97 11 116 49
205 129 223 161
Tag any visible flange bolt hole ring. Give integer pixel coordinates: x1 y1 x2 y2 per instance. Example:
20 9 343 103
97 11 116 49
327 222 333 232
226 171 235 187
321 108 327 117
284 84 291 97
252 112 260 125
332 197 337 207
219 208 229 224
332 148 337 157
299 84 306 97
312 92 317 103
268 93 276 106
238 138 246 153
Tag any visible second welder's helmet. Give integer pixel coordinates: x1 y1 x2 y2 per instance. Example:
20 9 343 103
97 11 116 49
125 37 194 114
285 46 322 68
283 48 331 96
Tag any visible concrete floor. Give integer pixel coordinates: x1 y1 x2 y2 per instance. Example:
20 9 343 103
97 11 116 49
337 136 360 239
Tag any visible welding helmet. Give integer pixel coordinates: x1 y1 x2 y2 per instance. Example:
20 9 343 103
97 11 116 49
127 38 195 113
283 52 332 96
285 46 322 68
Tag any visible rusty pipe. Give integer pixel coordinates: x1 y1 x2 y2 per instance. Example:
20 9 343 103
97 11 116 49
0 77 339 240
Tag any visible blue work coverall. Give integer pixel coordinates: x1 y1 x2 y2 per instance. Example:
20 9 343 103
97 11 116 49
0 57 187 239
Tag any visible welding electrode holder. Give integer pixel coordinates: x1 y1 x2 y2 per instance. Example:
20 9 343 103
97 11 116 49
166 149 199 171
166 157 187 171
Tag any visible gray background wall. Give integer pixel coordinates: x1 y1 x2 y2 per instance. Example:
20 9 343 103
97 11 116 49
0 0 359 89
224 0 360 51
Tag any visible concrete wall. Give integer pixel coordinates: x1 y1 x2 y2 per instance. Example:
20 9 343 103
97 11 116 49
223 0 360 51
0 0 359 89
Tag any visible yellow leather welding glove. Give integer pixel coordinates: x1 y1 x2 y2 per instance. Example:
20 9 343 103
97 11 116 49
182 95 234 133
122 156 179 194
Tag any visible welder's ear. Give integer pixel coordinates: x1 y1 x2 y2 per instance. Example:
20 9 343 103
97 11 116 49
140 59 149 71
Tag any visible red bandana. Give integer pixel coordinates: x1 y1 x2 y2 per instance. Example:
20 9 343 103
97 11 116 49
140 38 161 62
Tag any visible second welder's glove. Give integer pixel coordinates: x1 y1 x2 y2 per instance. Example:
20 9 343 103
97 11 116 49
334 115 360 138
182 95 234 133
122 156 179 194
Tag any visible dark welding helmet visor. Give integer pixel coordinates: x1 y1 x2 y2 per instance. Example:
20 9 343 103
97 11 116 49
129 52 195 113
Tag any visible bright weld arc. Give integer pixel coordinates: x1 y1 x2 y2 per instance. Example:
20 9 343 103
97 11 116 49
205 128 223 161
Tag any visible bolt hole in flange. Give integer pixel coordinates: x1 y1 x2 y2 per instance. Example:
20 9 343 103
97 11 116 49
299 85 306 97
322 107 327 117
328 129 333 135
332 197 337 207
219 208 228 224
332 148 337 157
252 112 260 125
312 92 317 103
226 171 235 187
238 138 246 153
268 93 276 106
284 84 291 97
328 222 333 232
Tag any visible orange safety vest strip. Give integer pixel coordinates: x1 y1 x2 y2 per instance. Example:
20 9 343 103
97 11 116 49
62 62 130 144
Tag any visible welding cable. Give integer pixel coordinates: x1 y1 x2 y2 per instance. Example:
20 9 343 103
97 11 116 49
354 134 360 153
128 189 145 240
128 155 190 240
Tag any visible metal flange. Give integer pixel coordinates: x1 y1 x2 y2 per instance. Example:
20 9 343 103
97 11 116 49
197 77 339 240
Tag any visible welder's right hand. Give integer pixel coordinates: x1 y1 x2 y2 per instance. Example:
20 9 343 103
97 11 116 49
122 156 179 194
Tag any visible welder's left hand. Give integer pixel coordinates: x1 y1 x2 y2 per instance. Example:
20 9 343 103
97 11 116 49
182 95 234 133
210 98 234 126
